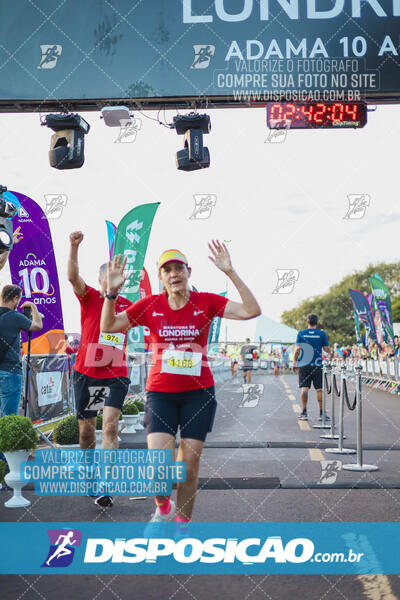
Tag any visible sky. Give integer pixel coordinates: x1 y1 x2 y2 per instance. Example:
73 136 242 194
0 104 399 341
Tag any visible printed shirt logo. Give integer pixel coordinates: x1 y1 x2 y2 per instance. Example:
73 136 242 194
84 386 110 411
42 529 82 567
193 310 204 316
152 311 164 317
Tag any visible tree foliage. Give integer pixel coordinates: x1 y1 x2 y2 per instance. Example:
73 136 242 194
281 262 400 346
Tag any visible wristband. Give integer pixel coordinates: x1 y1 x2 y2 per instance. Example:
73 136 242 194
105 292 118 300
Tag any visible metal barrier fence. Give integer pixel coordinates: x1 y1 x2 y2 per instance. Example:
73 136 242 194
334 357 400 395
317 361 378 472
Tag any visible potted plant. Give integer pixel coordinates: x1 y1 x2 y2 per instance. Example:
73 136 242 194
95 413 103 448
121 402 138 434
53 415 80 448
0 414 38 508
133 400 145 430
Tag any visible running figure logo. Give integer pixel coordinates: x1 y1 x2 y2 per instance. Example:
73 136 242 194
343 195 371 220
264 121 290 144
191 45 215 69
272 269 299 294
189 194 217 219
85 386 110 411
239 384 264 408
43 194 67 219
42 529 82 567
114 118 142 144
318 460 342 485
37 45 62 69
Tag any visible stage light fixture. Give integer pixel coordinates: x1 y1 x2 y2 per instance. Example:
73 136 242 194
101 106 132 127
174 112 211 171
42 113 90 169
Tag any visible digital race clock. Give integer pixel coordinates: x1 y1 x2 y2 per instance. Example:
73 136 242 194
267 102 367 129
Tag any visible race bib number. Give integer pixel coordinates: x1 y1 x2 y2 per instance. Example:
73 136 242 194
245 353 253 360
98 332 126 350
161 350 202 376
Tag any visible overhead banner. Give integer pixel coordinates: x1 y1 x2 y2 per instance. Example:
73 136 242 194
368 275 394 344
349 289 378 345
7 192 65 354
1 1 400 107
114 203 159 353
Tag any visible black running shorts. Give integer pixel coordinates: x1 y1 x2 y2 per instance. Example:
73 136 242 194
144 386 217 442
73 369 130 419
298 365 323 390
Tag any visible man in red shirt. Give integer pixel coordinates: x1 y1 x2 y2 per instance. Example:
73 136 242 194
68 231 132 508
100 241 261 532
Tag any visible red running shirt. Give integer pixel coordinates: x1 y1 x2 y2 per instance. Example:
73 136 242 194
126 291 228 392
74 285 132 379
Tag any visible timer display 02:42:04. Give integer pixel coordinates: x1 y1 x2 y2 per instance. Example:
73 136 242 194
267 102 367 129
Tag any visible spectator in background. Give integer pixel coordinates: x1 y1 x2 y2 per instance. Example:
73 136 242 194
394 336 400 357
382 342 394 358
0 285 43 416
370 342 381 360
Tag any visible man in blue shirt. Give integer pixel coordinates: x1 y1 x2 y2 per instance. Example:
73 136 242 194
293 314 330 421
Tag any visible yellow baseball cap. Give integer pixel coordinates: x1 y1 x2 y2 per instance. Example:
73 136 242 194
158 249 188 269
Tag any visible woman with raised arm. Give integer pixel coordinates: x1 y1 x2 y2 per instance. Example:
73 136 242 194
100 240 261 534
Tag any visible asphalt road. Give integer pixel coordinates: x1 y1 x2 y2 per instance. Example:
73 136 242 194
1 372 400 599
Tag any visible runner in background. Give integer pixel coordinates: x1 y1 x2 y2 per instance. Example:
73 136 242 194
67 231 132 508
240 337 257 384
281 346 290 374
100 241 261 534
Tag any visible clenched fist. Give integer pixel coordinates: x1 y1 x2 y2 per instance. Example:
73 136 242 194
70 231 84 247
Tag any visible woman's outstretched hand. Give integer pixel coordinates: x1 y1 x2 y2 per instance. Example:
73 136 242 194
208 240 233 274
